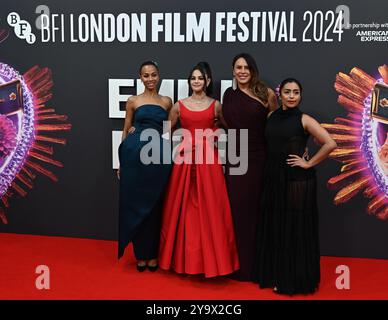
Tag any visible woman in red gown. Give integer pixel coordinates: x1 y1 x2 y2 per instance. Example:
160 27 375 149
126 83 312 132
158 64 240 278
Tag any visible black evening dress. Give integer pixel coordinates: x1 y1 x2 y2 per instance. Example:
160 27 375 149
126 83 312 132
252 107 320 295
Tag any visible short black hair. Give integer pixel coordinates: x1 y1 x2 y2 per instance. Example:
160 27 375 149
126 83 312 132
279 78 303 94
139 60 159 75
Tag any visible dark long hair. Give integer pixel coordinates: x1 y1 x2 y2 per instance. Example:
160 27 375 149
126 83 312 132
279 78 303 94
279 78 303 107
187 64 208 94
232 53 268 104
197 61 213 95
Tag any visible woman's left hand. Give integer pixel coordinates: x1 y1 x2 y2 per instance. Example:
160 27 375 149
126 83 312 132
287 154 311 169
303 147 309 160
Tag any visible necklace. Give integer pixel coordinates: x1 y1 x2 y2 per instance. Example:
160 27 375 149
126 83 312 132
190 95 207 104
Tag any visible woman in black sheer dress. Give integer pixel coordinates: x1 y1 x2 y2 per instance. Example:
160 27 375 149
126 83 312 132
252 78 337 295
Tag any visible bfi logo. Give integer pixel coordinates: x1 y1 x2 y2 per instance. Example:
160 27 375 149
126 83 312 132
7 12 36 44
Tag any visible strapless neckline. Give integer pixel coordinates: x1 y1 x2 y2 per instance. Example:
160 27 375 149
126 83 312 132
134 104 168 113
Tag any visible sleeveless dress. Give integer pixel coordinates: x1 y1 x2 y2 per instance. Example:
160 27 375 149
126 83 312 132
252 107 320 295
222 87 268 281
118 104 172 259
158 100 240 278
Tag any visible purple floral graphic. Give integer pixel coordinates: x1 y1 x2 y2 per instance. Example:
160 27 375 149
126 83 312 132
0 114 17 160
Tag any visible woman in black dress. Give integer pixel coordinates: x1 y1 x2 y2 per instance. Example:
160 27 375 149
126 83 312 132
222 53 277 281
252 78 337 294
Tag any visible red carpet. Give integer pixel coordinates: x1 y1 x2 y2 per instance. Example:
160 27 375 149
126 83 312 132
0 233 387 300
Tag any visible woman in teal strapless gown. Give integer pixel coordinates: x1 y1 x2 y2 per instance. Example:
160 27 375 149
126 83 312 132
118 61 172 272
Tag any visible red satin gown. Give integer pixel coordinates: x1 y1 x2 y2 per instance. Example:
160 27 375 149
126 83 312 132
159 100 240 278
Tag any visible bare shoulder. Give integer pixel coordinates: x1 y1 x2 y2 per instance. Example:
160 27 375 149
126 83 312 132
302 113 318 123
160 95 173 110
214 99 222 108
301 113 320 129
126 95 137 111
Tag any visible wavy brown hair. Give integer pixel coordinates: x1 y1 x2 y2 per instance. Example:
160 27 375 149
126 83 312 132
232 53 268 104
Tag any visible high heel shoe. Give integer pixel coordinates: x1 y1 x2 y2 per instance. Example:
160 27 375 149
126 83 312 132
136 263 147 272
147 264 158 272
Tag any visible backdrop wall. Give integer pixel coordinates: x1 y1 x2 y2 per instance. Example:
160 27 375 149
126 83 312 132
1 0 387 259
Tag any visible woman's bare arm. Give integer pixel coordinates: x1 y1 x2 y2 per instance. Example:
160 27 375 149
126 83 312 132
168 101 180 132
287 114 337 169
215 100 228 128
121 97 136 141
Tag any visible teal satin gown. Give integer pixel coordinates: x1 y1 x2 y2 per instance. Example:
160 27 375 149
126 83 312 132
118 104 172 259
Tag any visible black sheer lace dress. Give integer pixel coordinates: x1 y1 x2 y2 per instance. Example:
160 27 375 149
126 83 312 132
252 107 320 295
